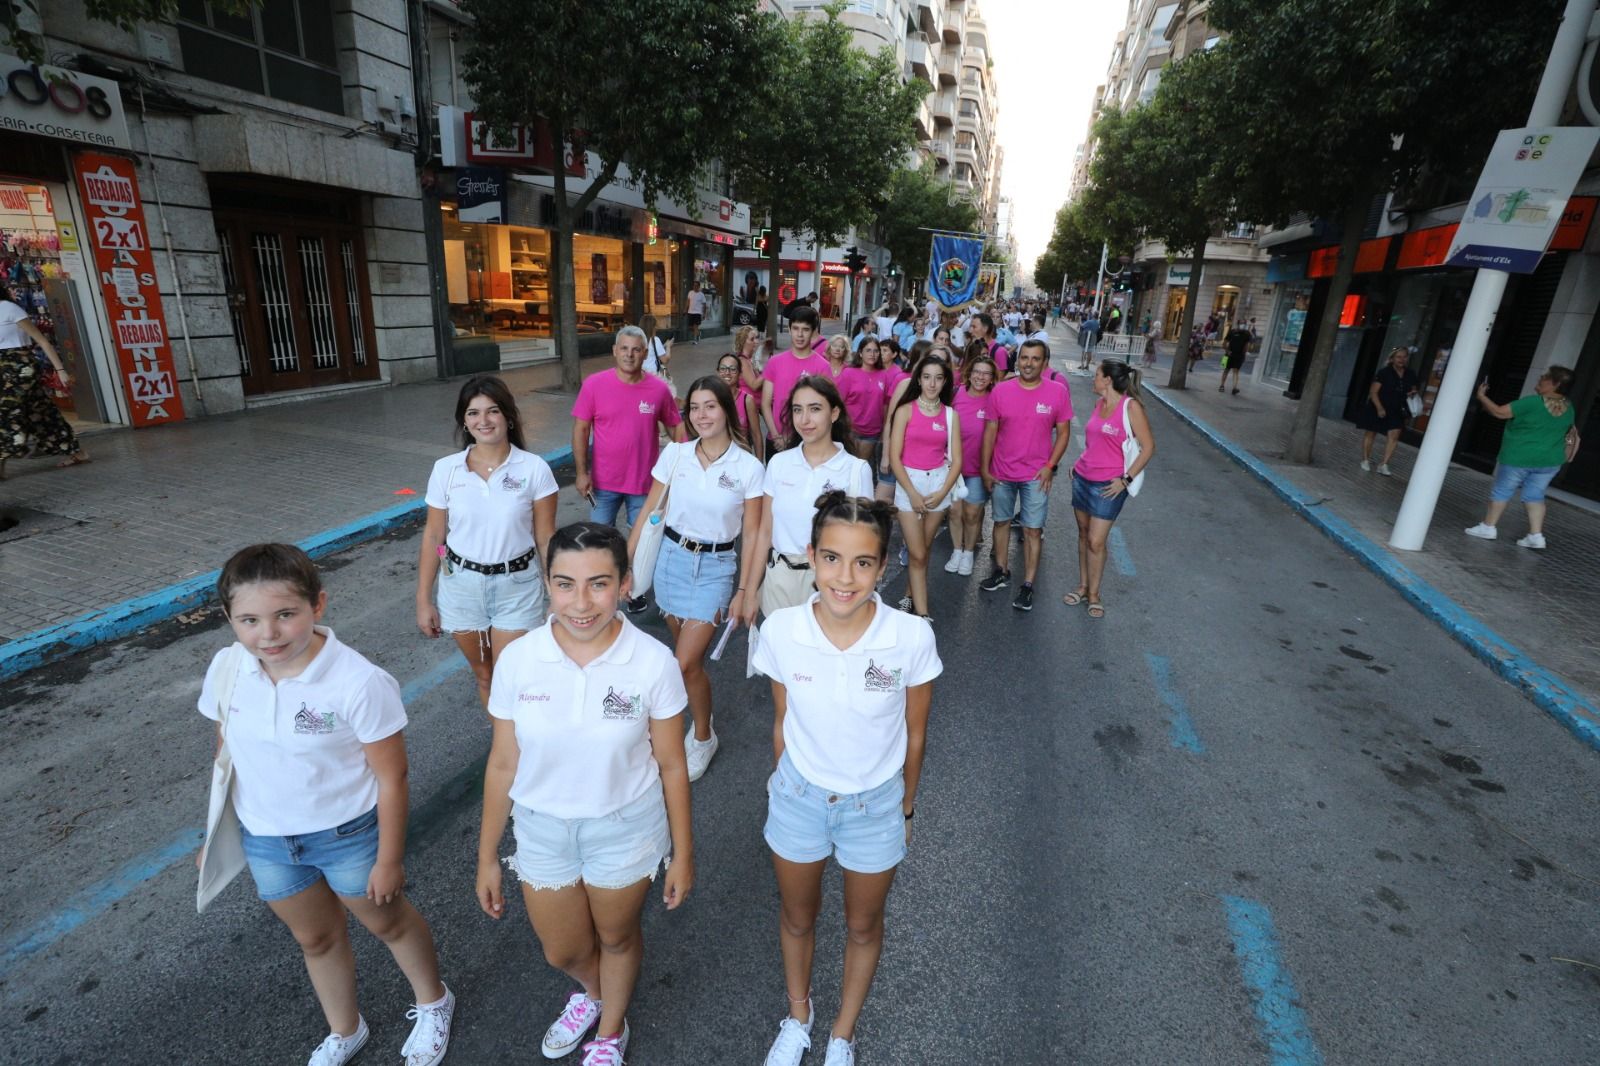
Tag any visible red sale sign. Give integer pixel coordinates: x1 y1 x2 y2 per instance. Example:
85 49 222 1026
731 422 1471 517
72 152 185 426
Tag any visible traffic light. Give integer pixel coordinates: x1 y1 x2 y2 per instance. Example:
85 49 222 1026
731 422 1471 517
845 246 867 274
757 228 773 259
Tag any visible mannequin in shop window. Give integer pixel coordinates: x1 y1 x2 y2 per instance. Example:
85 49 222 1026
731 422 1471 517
0 283 89 478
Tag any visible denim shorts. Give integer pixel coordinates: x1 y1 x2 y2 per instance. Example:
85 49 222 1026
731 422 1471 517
436 560 545 633
764 752 907 874
990 478 1049 528
240 807 380 902
1490 464 1562 504
893 464 955 513
511 778 670 891
961 474 990 505
653 534 738 624
1071 471 1128 521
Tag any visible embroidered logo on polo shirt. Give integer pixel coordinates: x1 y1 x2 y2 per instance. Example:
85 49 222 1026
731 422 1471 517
293 703 338 734
601 686 644 720
638 401 656 414
863 660 903 693
500 472 525 490
821 479 839 492
1035 403 1053 415
933 421 945 432
718 472 738 491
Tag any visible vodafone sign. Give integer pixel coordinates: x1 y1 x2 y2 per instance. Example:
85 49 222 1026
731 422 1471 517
0 54 130 149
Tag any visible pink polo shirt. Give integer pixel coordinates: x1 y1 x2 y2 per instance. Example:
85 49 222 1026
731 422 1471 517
987 377 1071 483
572 369 682 495
763 347 828 435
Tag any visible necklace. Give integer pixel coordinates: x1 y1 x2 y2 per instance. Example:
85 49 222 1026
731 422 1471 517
472 444 510 475
917 396 941 414
697 438 732 465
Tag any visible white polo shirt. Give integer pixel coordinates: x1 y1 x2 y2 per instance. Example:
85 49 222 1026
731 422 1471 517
425 445 559 566
488 617 687 819
753 595 942 793
198 628 408 837
763 443 874 556
650 439 765 543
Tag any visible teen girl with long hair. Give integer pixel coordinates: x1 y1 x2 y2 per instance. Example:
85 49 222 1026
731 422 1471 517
885 355 961 619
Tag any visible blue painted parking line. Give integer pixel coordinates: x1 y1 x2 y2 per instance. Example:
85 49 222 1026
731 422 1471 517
0 653 469 976
0 446 574 682
1109 526 1137 577
1142 385 1600 755
1222 895 1324 1066
1144 651 1204 754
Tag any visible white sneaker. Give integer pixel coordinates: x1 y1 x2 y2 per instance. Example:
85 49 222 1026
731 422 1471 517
1377 463 1393 476
823 1036 857 1066
685 729 719 782
580 1020 629 1066
957 549 975 576
401 986 454 1066
543 991 600 1058
1360 459 1371 471
1516 532 1546 550
307 1017 368 1066
764 1007 814 1066
943 550 962 573
1464 523 1498 540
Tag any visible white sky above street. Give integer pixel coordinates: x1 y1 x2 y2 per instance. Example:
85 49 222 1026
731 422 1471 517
986 0 1126 278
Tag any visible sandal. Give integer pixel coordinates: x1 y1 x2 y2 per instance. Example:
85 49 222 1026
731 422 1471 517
57 453 91 469
1087 601 1106 619
1062 587 1088 606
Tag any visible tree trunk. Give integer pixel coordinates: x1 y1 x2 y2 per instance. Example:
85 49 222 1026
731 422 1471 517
766 212 782 345
1284 194 1370 464
1165 237 1209 390
551 160 582 392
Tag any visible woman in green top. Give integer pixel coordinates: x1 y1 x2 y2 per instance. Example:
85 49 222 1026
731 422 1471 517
1464 365 1577 550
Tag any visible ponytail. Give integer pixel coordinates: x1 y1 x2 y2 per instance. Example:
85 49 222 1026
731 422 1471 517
1100 358 1142 399
810 490 895 560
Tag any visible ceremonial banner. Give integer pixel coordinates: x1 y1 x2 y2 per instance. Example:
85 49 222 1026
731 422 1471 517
927 234 983 307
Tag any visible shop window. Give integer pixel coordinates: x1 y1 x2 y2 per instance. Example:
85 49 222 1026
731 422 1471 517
176 0 344 114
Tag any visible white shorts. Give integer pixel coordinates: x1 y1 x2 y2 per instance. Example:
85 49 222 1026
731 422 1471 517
894 464 955 513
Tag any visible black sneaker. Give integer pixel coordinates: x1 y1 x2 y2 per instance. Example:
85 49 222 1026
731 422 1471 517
624 594 651 614
1012 584 1034 611
980 567 1011 592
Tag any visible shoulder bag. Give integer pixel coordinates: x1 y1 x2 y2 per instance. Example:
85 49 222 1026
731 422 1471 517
1565 424 1582 464
944 405 969 500
630 443 682 597
1120 397 1146 497
197 646 246 913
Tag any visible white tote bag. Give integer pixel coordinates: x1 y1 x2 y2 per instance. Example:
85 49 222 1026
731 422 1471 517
943 405 969 501
197 646 246 913
630 445 682 598
1120 397 1145 497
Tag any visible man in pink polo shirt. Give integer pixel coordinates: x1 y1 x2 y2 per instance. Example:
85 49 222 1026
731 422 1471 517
979 338 1073 612
759 305 827 449
572 325 687 610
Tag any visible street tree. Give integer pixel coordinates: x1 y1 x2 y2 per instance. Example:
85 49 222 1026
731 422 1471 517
877 162 979 292
1207 0 1562 462
727 2 925 339
458 0 772 389
1032 201 1103 297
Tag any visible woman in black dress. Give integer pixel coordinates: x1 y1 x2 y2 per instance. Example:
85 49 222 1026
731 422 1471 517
1357 346 1420 476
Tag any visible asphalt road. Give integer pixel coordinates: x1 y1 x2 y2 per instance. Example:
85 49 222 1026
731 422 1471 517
3 386 1599 1065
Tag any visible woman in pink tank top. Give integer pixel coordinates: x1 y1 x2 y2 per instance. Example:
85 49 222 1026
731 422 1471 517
887 353 963 618
1067 359 1155 618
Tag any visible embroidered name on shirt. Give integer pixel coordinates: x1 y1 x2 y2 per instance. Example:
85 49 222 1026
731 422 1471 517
601 686 643 720
293 703 338 734
791 672 813 683
718 472 739 491
863 660 903 693
518 692 551 702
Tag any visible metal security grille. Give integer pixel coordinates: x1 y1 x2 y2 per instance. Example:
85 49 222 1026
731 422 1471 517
251 231 299 373
297 235 340 370
340 238 367 367
216 229 251 375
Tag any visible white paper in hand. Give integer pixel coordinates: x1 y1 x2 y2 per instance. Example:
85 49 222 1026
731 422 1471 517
708 617 738 661
746 621 761 679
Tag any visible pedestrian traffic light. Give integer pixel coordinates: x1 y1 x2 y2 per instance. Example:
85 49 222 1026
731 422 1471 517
757 228 772 259
845 246 867 274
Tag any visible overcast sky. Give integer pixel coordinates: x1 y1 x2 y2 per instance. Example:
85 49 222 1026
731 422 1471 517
986 0 1127 279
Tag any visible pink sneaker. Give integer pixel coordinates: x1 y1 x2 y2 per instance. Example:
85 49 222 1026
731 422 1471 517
542 992 600 1059
581 1021 630 1065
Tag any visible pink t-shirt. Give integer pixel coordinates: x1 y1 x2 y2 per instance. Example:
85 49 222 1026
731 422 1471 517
763 348 828 434
571 369 682 494
987 377 1072 483
736 381 760 436
1075 395 1132 482
899 402 951 471
953 386 993 477
839 367 888 437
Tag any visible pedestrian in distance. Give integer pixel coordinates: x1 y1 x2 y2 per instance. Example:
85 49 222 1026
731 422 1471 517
416 376 559 708
873 303 899 344
1077 311 1100 371
200 544 454 1066
626 376 766 782
980 339 1074 611
750 376 874 618
476 523 693 1066
1064 361 1155 619
639 314 671 382
1219 320 1252 395
886 354 963 619
1357 347 1420 476
685 285 706 344
946 352 998 577
1142 318 1162 368
572 327 688 614
0 282 89 478
849 316 875 354
756 286 770 332
754 492 942 1066
964 311 1010 377
716 352 766 464
762 306 829 451
891 306 917 352
1465 365 1580 550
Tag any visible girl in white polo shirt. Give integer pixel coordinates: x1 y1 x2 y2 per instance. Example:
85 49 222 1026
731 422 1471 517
626 375 766 783
416 376 559 709
750 375 874 618
477 523 693 1066
886 353 962 619
754 493 942 1066
198 543 453 1066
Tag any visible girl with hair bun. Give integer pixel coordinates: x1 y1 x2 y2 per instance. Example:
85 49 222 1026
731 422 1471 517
753 492 943 1066
1066 359 1155 619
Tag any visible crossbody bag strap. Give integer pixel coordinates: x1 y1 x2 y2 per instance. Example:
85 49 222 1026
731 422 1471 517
216 645 244 744
943 405 955 468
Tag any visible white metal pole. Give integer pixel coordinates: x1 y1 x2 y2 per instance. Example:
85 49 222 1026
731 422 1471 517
1390 0 1596 551
1093 242 1108 317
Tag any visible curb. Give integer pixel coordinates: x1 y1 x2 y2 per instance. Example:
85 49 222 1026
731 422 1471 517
1141 384 1600 755
0 445 575 682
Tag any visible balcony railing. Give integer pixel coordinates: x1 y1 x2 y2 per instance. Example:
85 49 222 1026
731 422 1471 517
937 51 958 85
932 97 955 126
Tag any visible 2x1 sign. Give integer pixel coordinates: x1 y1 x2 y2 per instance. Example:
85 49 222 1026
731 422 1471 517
1446 126 1600 273
0 54 130 150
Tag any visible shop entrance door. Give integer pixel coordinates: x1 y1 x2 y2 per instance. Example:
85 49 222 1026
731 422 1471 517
216 212 379 395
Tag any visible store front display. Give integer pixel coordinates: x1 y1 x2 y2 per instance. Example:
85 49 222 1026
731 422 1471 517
691 242 727 330
1374 271 1471 433
1262 283 1311 386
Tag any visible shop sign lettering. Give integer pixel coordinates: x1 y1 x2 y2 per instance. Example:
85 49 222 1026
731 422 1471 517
72 152 185 427
0 54 131 149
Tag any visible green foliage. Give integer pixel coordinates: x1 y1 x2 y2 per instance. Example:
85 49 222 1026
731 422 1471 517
1032 201 1103 295
876 162 979 283
2 0 247 60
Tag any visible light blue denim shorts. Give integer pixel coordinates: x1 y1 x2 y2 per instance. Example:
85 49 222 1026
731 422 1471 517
436 559 545 633
240 807 380 901
764 751 907 874
653 534 738 624
962 474 990 505
1490 464 1562 504
511 778 670 891
990 478 1049 528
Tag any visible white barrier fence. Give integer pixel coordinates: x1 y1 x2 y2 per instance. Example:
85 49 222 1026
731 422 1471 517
1093 333 1148 359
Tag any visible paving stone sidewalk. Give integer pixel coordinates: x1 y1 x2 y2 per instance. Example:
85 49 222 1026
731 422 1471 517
1057 321 1599 705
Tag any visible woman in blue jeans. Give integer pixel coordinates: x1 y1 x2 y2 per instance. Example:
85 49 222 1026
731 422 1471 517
1465 366 1577 550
